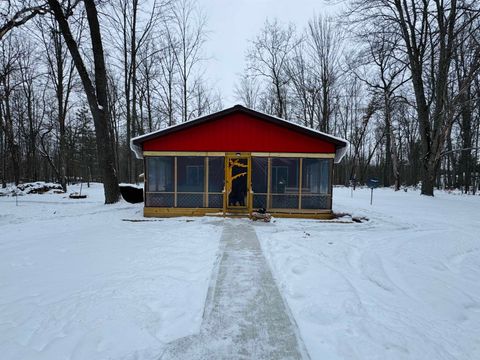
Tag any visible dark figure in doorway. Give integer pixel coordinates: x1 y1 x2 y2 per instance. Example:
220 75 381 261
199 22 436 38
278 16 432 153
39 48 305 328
229 178 246 206
229 188 245 206
238 179 246 206
229 190 238 206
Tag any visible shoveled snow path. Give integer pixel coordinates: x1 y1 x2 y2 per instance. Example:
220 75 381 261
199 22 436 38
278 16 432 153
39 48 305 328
161 220 309 360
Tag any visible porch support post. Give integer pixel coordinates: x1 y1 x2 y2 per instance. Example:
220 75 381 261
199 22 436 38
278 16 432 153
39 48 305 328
298 158 303 209
205 156 209 207
329 159 333 209
247 156 252 216
174 157 177 207
267 158 272 209
223 156 228 215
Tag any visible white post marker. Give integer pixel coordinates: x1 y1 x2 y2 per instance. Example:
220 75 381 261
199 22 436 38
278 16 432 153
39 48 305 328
350 178 356 198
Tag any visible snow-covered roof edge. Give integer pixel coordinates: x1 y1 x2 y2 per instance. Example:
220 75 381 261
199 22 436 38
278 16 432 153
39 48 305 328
130 105 349 163
334 143 349 164
130 138 143 160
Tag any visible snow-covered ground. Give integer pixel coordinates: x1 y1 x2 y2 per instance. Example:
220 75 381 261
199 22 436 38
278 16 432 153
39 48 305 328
1 184 479 359
256 187 480 360
0 184 221 360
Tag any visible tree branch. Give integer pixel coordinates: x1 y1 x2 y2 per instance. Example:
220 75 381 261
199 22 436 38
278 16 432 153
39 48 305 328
0 4 48 40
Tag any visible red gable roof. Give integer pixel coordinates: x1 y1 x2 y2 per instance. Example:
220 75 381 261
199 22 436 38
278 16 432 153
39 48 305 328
131 105 348 162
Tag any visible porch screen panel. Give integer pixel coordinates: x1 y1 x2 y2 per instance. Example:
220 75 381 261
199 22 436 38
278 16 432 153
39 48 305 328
146 156 174 207
208 157 224 208
177 156 205 207
301 158 331 209
270 158 300 209
252 157 268 208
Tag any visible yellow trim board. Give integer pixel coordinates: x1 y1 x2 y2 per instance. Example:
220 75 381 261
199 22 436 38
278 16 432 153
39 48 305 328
225 152 251 156
143 151 225 156
143 151 334 158
251 152 335 158
271 212 333 219
144 207 333 219
144 207 223 217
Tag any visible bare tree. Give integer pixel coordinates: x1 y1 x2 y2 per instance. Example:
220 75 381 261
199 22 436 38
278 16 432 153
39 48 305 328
351 32 407 190
1 0 121 202
287 41 317 127
37 14 78 191
0 34 23 185
346 0 480 195
108 0 164 182
234 74 260 109
0 0 221 191
167 0 206 122
155 35 179 126
247 19 298 118
307 14 344 132
451 15 480 193
190 75 222 117
0 1 48 40
47 0 120 203
17 39 45 182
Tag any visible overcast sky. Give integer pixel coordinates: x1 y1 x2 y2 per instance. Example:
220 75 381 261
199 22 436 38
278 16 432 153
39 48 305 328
197 0 343 106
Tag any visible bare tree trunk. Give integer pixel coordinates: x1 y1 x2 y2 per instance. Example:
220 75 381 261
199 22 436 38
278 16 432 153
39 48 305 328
1 80 20 185
47 0 120 203
474 110 480 194
0 100 7 187
52 25 69 192
457 80 473 193
274 77 284 118
122 0 132 184
130 0 139 181
390 126 401 191
384 105 392 187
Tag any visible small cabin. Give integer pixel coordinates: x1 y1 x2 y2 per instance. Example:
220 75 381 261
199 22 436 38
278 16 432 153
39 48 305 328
131 105 348 218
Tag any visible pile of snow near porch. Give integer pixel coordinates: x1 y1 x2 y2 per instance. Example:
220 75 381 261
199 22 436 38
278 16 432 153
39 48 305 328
0 183 221 360
0 182 63 196
255 187 480 360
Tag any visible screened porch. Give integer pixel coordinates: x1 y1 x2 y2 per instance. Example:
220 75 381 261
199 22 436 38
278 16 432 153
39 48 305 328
144 155 332 213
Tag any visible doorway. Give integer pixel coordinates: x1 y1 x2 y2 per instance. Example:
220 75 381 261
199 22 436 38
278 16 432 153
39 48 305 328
225 155 251 212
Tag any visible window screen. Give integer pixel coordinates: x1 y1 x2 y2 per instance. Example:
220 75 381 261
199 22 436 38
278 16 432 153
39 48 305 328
301 158 331 209
208 157 224 192
302 159 330 194
270 158 299 209
146 157 174 192
177 157 205 193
